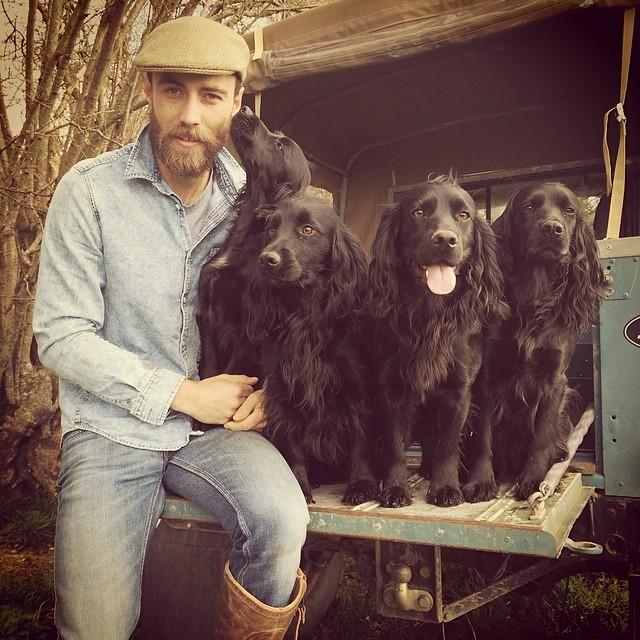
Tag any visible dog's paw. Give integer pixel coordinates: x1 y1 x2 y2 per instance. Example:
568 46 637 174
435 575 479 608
427 485 465 507
462 480 498 503
342 480 379 505
379 485 412 508
513 475 542 501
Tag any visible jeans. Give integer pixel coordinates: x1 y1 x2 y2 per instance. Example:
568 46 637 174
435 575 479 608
54 428 309 640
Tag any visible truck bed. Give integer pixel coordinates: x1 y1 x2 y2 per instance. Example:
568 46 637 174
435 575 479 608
162 472 592 559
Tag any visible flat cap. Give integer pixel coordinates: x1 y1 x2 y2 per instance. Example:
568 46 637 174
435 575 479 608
133 16 250 81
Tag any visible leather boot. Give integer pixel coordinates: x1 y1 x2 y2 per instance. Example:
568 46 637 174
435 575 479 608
213 562 307 640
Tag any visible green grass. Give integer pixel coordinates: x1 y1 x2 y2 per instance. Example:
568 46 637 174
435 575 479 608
0 491 56 551
0 574 55 640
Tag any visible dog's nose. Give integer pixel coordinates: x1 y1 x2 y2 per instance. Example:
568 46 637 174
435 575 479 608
240 105 253 116
259 251 281 268
542 221 564 237
432 230 458 248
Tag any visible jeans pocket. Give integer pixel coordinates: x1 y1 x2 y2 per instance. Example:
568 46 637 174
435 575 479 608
57 429 97 489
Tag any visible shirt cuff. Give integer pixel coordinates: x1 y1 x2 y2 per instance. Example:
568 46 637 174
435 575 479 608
130 368 186 426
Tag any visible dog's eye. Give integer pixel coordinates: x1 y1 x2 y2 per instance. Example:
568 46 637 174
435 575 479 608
412 208 425 218
563 207 576 216
275 140 284 151
266 227 276 238
458 211 471 221
301 225 316 236
522 203 534 213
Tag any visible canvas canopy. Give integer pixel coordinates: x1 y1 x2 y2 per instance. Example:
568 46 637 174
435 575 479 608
239 0 638 247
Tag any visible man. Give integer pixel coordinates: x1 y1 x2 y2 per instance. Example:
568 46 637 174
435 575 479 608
33 16 309 640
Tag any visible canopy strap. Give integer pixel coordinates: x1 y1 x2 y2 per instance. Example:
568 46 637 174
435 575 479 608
603 7 635 239
251 27 264 117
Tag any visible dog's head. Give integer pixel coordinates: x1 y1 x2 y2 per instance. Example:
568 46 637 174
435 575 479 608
497 181 604 332
500 182 581 264
369 176 507 323
393 178 478 295
256 195 367 315
231 106 310 200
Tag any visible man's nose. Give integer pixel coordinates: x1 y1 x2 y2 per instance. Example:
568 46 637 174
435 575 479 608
179 95 202 126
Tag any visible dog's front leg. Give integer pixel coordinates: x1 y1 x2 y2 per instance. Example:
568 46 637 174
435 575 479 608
462 389 499 503
426 388 469 507
378 399 413 507
514 379 567 501
342 413 380 505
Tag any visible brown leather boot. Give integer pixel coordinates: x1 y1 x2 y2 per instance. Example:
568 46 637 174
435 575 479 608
213 562 307 640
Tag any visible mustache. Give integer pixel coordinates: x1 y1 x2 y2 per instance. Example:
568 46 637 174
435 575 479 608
168 127 211 143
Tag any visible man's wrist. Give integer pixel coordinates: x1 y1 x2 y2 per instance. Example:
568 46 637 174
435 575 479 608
170 378 197 416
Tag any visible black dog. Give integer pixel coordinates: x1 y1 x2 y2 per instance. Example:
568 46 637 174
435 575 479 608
244 195 378 505
368 177 508 507
198 106 310 381
468 182 604 502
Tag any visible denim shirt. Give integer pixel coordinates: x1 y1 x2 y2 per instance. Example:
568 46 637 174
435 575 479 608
33 126 245 450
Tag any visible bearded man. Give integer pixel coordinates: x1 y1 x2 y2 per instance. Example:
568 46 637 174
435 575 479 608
33 16 308 640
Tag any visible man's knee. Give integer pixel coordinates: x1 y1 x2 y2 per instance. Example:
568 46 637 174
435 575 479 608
248 495 309 555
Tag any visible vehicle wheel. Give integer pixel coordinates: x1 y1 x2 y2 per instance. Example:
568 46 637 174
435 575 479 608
286 548 345 638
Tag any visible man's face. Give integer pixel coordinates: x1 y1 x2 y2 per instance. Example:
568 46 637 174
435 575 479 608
145 72 243 177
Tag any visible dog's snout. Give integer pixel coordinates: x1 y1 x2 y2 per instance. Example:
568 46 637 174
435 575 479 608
240 105 253 116
432 230 458 248
542 220 564 237
259 251 282 268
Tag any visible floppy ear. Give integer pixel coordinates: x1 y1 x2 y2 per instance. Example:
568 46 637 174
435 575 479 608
467 217 510 323
561 215 604 333
368 206 401 319
325 223 368 319
492 194 517 274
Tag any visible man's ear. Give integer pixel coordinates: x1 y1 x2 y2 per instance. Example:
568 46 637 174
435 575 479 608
232 86 244 116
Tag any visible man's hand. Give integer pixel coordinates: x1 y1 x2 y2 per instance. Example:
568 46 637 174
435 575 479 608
224 389 266 431
171 374 258 425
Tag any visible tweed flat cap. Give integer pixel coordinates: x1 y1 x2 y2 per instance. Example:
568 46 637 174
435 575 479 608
134 16 250 81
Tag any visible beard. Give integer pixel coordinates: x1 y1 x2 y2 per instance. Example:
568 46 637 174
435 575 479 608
148 109 229 177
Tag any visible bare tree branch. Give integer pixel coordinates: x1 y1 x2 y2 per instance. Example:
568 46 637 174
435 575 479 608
24 0 37 115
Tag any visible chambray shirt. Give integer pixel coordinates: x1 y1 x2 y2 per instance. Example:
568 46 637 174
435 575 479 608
33 126 245 450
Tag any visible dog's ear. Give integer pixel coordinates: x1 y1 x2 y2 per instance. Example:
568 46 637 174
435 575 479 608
255 204 277 220
561 214 604 332
368 206 401 319
326 222 368 319
467 217 509 323
492 193 517 274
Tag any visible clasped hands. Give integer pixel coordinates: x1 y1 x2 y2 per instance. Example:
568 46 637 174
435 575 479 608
171 374 266 431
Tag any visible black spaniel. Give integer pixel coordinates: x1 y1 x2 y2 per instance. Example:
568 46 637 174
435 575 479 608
467 182 604 502
368 177 508 507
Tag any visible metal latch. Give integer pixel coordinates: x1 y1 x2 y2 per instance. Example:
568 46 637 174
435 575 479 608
382 564 434 612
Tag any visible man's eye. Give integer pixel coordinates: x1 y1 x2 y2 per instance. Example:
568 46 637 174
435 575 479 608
301 225 316 236
204 93 221 102
165 87 181 96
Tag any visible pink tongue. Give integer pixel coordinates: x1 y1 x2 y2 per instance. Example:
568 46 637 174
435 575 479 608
425 264 457 295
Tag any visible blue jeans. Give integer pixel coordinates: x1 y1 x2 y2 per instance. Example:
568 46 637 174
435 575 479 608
54 428 309 640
